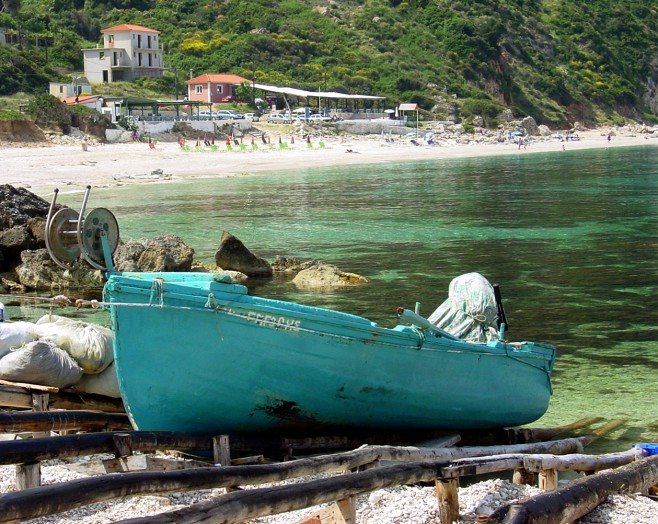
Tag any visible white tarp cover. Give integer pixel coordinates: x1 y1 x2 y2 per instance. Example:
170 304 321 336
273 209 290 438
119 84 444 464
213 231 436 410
428 272 500 343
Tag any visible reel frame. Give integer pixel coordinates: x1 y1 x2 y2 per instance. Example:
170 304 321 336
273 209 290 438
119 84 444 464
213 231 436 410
45 186 120 272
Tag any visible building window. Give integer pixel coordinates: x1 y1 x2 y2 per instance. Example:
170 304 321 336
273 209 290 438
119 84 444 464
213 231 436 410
195 85 203 94
216 85 223 93
99 51 105 59
108 35 114 44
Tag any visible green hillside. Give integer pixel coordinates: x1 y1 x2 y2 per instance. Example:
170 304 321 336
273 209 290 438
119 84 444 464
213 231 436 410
1 0 657 126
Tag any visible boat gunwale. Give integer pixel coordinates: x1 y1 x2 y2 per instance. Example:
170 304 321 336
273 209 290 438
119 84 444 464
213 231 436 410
105 276 556 364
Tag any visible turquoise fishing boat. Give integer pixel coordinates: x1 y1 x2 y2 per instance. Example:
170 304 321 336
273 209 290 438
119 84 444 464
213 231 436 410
43 189 555 433
103 271 556 433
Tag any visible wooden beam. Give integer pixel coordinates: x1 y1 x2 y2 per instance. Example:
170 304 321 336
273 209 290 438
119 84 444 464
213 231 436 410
0 386 124 413
0 410 131 434
512 468 536 485
435 478 459 524
212 435 231 467
15 393 49 490
538 469 558 491
0 379 59 393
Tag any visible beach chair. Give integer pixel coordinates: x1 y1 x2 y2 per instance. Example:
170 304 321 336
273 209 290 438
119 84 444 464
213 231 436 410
318 141 326 149
306 141 313 149
251 143 258 152
225 144 233 152
239 143 247 153
182 144 192 152
210 144 219 152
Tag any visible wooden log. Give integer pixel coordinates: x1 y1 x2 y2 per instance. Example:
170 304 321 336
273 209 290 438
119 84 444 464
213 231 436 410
0 410 131 434
0 438 587 522
115 462 446 524
435 478 459 524
490 454 658 524
0 431 216 465
522 448 642 473
503 417 604 444
590 419 627 438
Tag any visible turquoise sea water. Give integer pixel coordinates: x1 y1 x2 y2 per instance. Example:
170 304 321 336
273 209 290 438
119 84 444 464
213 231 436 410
5 145 658 450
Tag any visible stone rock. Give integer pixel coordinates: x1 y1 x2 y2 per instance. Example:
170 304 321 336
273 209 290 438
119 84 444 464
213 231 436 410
499 109 515 122
0 225 35 269
190 261 249 283
271 256 317 273
27 217 47 243
538 124 553 136
214 231 273 278
521 116 539 136
113 240 147 272
0 185 54 228
137 234 195 272
15 249 103 291
472 115 484 127
292 262 368 290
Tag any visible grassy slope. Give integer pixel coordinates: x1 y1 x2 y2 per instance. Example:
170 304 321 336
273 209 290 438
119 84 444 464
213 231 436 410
0 0 656 126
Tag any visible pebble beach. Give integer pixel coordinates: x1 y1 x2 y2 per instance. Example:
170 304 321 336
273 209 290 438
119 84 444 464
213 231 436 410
0 457 656 523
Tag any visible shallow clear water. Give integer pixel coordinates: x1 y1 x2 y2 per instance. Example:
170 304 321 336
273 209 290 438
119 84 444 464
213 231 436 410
5 145 657 450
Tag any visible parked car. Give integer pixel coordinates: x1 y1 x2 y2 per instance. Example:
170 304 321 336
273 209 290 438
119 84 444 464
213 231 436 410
267 113 292 124
244 113 260 122
214 110 244 120
198 110 213 119
308 114 331 122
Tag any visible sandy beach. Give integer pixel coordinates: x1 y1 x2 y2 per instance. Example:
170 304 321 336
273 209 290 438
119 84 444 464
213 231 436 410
1 128 656 196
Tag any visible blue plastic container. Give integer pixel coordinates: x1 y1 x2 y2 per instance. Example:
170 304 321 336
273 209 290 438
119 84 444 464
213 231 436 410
634 443 658 456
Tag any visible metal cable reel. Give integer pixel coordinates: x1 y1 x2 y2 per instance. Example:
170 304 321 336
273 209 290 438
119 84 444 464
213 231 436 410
80 207 119 269
45 186 120 271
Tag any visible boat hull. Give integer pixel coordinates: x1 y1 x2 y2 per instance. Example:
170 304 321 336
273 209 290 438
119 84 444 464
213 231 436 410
105 273 556 433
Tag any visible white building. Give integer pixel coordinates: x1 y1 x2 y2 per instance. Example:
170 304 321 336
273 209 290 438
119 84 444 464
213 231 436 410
82 23 164 84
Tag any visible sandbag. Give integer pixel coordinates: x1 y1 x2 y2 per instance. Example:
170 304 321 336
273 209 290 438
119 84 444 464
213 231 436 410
34 315 113 374
428 272 500 343
70 361 121 398
0 321 38 359
0 340 83 388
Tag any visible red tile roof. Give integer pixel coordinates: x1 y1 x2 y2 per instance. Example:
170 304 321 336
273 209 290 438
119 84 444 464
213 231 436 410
63 95 100 104
186 74 250 85
102 24 159 34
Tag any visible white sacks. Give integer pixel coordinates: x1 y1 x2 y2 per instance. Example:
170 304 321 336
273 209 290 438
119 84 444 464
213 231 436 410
71 361 121 398
0 321 38 359
34 315 113 374
428 272 500 343
0 340 83 387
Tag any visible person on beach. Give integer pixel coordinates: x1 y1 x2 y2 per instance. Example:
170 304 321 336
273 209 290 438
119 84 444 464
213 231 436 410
261 133 267 144
203 133 210 146
607 134 611 143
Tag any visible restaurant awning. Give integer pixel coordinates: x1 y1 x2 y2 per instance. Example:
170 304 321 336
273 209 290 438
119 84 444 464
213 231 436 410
252 83 384 100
